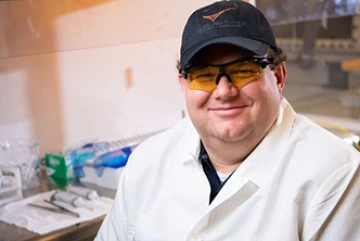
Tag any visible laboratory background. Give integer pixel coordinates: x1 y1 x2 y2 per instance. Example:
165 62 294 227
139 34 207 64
0 0 360 240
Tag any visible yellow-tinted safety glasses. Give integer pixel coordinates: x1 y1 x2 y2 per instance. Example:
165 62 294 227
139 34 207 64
182 57 273 92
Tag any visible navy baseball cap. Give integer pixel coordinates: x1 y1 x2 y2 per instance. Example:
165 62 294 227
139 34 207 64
180 0 279 70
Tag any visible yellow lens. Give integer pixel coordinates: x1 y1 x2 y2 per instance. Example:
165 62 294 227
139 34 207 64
188 66 219 91
226 60 264 87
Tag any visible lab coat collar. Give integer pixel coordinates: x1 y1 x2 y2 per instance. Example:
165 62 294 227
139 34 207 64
180 98 296 189
187 99 297 236
227 98 296 189
180 117 202 166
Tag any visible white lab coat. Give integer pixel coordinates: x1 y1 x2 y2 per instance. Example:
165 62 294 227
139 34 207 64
95 99 360 241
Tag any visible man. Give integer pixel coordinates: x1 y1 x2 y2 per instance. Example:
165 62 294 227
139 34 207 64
95 1 360 240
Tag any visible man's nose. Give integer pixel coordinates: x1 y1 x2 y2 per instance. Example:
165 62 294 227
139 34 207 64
213 75 238 98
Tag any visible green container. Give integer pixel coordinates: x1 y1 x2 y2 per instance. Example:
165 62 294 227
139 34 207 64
45 153 74 185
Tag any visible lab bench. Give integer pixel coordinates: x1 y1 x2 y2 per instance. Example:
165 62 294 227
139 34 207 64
0 175 116 241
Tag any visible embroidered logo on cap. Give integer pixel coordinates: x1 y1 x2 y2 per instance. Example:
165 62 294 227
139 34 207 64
203 7 236 22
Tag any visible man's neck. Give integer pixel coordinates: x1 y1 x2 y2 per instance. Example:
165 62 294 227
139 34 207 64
201 139 254 174
201 123 273 173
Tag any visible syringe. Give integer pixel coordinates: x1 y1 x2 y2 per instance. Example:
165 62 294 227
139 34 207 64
50 190 88 208
67 186 99 200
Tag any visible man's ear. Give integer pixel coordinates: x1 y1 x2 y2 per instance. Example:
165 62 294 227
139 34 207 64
178 74 188 93
273 62 286 95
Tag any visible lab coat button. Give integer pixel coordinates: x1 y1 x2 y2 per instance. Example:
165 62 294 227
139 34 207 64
191 235 203 241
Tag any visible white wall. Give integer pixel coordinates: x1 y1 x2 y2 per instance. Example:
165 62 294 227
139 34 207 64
57 37 185 145
0 0 214 154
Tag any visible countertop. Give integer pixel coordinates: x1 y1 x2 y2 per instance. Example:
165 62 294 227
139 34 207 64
0 173 116 241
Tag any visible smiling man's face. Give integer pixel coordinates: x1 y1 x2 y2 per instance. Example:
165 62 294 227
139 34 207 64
178 44 286 144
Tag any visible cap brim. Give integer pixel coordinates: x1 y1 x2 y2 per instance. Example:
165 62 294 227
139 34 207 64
181 37 270 69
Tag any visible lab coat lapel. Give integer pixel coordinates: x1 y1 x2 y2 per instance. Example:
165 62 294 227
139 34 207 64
209 98 296 209
186 99 297 239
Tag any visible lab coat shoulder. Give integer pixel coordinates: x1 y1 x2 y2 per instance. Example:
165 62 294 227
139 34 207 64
289 114 360 240
126 116 198 176
108 117 199 239
290 113 360 171
95 117 198 241
123 117 196 196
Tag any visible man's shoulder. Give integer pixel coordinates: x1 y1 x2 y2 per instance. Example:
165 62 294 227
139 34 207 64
290 114 360 163
120 117 199 190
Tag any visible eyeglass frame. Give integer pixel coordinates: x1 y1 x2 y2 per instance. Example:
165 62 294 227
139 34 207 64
180 56 275 86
